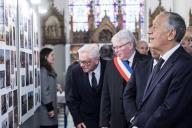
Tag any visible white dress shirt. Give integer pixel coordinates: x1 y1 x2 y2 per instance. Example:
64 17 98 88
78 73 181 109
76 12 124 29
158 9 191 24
88 62 101 86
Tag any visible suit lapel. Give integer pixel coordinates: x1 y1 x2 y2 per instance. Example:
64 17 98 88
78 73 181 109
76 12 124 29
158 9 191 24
83 73 92 89
142 46 183 104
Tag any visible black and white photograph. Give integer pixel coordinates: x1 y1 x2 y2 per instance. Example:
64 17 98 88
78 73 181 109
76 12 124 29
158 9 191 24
1 94 7 115
26 53 29 86
34 69 38 88
0 71 5 89
14 107 18 128
1 117 8 128
21 75 25 87
4 5 7 26
0 49 4 64
29 70 33 85
10 51 14 74
5 50 10 87
9 26 12 46
28 91 33 111
29 54 32 65
8 111 13 128
0 0 4 5
12 26 15 46
21 94 27 116
8 91 12 107
20 52 25 68
5 31 9 45
24 34 27 48
28 19 32 49
20 31 24 48
13 90 17 107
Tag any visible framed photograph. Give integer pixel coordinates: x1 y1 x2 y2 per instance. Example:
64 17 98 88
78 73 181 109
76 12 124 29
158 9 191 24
21 94 27 116
4 6 7 26
0 49 4 64
0 0 4 5
13 26 15 46
26 54 29 86
8 111 13 128
11 51 14 74
20 52 25 68
28 91 33 111
34 69 37 88
29 71 33 84
29 54 32 66
0 6 4 24
9 26 12 46
13 90 17 107
14 107 18 128
5 31 9 45
0 71 5 89
28 19 32 49
1 117 8 128
5 50 10 87
8 91 12 107
21 75 25 87
1 94 7 115
24 33 27 48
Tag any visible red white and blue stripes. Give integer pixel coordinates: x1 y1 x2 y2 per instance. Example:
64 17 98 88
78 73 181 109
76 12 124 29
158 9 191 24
114 57 133 82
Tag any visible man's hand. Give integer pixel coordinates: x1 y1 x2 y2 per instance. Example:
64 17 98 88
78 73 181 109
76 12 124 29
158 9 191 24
77 122 86 128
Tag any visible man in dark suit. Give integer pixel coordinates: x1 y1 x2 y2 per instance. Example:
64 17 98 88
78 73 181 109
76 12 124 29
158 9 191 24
99 29 148 128
130 12 192 128
67 44 106 128
123 49 160 124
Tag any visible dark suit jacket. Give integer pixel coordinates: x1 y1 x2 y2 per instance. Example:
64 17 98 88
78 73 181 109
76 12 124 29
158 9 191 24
133 46 192 128
67 60 106 128
65 61 79 103
123 58 153 122
99 51 148 128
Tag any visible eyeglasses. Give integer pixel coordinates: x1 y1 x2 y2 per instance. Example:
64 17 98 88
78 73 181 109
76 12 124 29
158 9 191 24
78 60 91 65
112 42 129 50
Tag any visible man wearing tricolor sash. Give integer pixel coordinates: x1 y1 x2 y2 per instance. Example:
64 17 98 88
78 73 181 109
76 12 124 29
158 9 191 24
99 29 148 128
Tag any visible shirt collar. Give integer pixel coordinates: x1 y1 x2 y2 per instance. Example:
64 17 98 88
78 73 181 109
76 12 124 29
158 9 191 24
128 51 136 67
90 62 101 75
161 44 180 62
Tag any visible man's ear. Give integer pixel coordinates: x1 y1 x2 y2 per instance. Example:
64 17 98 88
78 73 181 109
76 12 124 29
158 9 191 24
168 29 176 41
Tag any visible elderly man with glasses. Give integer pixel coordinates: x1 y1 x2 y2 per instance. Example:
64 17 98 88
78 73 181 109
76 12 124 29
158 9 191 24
99 29 149 128
67 44 106 128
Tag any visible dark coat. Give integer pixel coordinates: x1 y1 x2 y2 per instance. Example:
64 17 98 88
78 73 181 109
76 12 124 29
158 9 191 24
67 60 106 128
99 51 148 128
132 47 192 128
65 61 79 103
123 58 153 122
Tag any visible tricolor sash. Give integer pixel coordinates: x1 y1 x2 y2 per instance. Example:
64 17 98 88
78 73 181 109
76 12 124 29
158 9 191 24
114 57 133 82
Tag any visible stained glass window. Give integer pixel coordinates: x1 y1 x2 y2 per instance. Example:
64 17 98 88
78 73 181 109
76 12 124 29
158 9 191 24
69 0 145 36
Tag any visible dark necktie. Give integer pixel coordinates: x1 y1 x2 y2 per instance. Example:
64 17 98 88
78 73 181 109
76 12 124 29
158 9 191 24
144 58 165 94
152 58 165 75
91 72 97 88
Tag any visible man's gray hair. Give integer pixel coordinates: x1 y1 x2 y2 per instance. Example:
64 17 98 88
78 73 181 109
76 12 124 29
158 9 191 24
161 11 186 42
78 44 100 59
111 29 136 48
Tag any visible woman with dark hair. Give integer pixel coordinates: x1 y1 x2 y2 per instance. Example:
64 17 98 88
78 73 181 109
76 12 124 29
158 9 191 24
39 47 58 128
